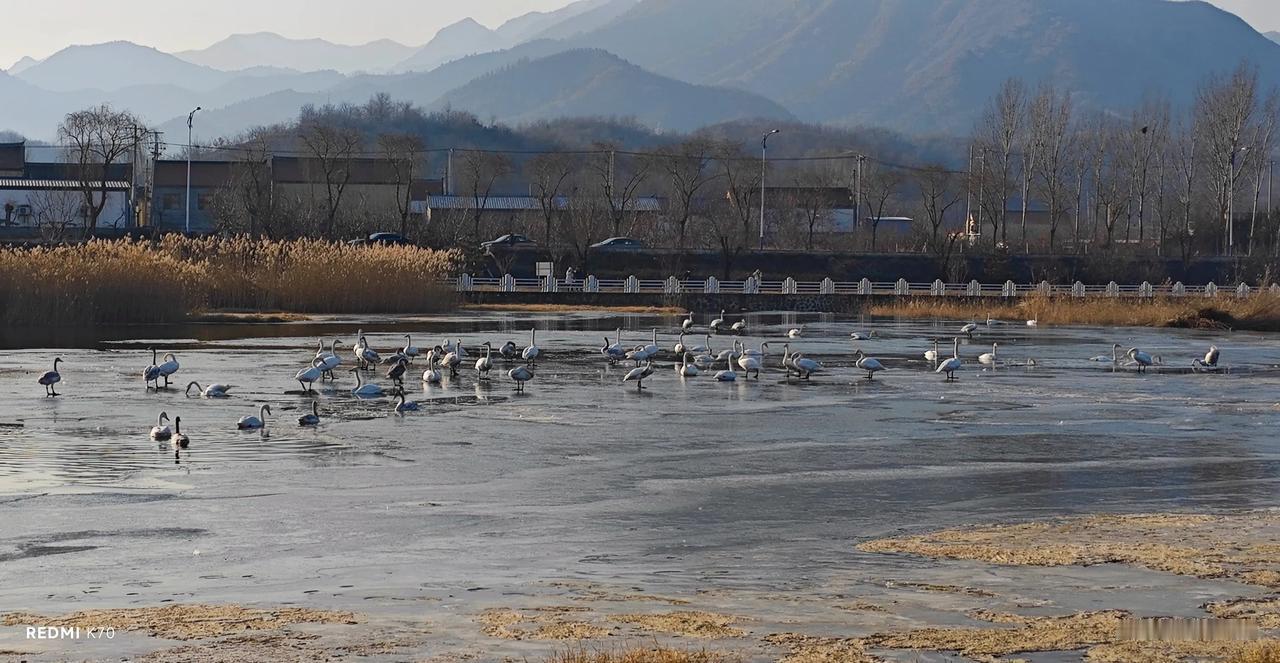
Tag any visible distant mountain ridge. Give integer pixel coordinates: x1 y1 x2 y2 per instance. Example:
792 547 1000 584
6 0 1280 141
176 32 414 74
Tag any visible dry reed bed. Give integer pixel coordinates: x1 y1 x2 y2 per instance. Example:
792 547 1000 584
870 293 1280 331
0 236 461 326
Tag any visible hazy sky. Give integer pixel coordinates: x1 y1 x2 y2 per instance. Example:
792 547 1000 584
3 0 1279 69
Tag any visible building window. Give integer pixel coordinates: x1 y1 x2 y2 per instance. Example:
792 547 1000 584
197 193 212 211
162 193 180 210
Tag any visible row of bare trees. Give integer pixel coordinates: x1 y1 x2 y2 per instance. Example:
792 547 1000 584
969 64 1280 259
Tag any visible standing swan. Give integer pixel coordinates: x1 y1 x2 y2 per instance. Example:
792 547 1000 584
960 322 979 338
682 312 695 331
156 353 180 388
475 342 494 379
421 356 443 385
401 335 420 359
623 362 655 391
237 404 272 430
1127 347 1155 373
143 349 162 388
149 411 172 440
736 341 766 379
298 401 321 427
1193 346 1221 371
522 328 540 365
38 357 63 397
936 338 962 381
855 349 885 380
709 310 727 334
296 357 326 392
508 365 534 392
318 340 343 380
186 381 232 398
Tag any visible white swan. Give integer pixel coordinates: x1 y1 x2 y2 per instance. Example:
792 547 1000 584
924 339 940 364
149 411 172 441
421 355 443 385
791 353 823 380
960 322 979 338
355 336 381 370
143 348 162 388
1193 345 1221 371
508 365 534 392
500 340 519 360
936 337 962 380
401 335 420 359
156 353 180 387
640 328 660 357
730 319 748 335
295 357 325 392
1127 347 1155 372
602 335 627 364
475 342 494 379
298 401 321 427
677 352 699 377
237 404 272 430
985 313 1008 326
709 310 726 333
682 312 695 331
855 349 885 380
740 340 769 358
623 362 655 391
393 390 421 413
522 328 540 364
38 357 63 397
849 330 878 341
186 381 232 398
349 368 385 397
172 416 190 448
441 347 463 376
673 332 688 355
317 339 342 380
978 342 999 367
737 342 767 379
1090 344 1124 363
714 353 738 382
1026 318 1039 327
787 326 803 339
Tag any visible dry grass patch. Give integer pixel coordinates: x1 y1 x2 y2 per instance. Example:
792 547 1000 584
0 236 460 325
870 293 1280 331
545 644 740 663
0 604 357 641
476 607 611 641
1087 640 1280 663
1229 641 1280 663
763 632 878 663
864 610 1125 658
610 611 745 639
1205 597 1280 629
858 512 1280 590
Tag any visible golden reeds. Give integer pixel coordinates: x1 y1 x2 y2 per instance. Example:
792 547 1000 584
870 293 1280 331
0 236 461 326
544 645 739 663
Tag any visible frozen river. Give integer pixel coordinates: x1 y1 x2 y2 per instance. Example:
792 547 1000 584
1 312 1278 661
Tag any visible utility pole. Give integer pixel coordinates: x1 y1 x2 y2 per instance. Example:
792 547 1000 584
446 148 454 196
964 145 973 238
760 129 779 250
185 107 201 235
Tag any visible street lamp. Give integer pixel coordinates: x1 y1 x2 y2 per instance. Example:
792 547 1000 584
760 129 780 250
185 106 202 235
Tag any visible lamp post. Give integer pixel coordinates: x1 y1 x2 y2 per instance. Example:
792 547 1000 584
185 106 202 235
760 129 780 250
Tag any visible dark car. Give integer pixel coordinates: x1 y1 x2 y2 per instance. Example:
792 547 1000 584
589 237 646 252
348 232 410 247
480 234 537 250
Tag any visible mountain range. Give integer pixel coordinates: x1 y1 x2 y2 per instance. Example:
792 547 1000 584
4 0 1280 143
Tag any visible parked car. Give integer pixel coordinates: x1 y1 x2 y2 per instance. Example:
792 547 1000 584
348 232 410 247
589 237 646 252
480 234 537 250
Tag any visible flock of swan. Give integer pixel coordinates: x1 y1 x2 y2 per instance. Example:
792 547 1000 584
28 314 1225 450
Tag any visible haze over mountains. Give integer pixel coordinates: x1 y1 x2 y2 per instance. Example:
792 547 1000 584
4 0 1280 143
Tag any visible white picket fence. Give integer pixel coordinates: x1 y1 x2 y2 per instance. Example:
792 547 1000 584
451 275 1278 299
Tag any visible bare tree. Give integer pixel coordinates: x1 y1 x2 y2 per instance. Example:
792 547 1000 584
786 169 838 250
861 163 903 251
526 152 577 246
709 141 762 275
1029 84 1075 251
589 144 651 238
651 138 718 250
974 78 1027 248
1196 63 1261 255
457 151 513 242
561 185 608 265
29 188 84 242
1170 115 1202 265
377 132 424 238
57 104 142 234
298 117 361 238
915 164 964 271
